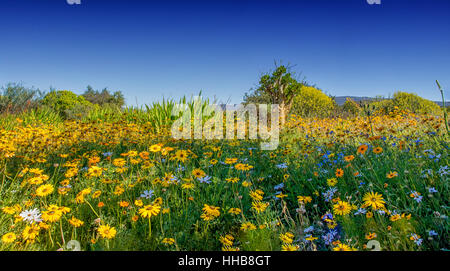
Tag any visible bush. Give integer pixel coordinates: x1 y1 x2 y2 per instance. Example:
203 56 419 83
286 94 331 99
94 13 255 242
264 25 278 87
392 91 441 115
42 90 93 118
370 99 395 115
369 92 441 115
291 86 335 117
0 82 44 114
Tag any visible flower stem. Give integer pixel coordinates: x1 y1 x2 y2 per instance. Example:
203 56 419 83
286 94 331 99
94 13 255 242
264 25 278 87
148 217 152 238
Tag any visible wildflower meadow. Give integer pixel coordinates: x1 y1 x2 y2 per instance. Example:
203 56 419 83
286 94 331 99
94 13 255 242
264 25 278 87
0 0 449 254
0 77 448 251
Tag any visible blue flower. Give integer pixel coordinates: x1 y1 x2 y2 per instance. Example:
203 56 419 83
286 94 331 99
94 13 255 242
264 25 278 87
273 191 282 200
276 163 288 169
102 152 113 157
322 212 334 222
198 175 212 184
274 183 284 190
322 229 338 245
322 187 337 202
410 233 423 246
354 208 367 215
140 190 154 199
438 165 449 176
410 191 423 203
304 226 314 233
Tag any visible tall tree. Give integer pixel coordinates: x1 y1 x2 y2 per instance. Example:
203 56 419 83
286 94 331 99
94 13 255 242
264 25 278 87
244 63 304 125
82 86 125 108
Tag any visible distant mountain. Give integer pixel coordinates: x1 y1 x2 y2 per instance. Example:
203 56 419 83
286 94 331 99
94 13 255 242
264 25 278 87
332 96 449 107
435 101 450 107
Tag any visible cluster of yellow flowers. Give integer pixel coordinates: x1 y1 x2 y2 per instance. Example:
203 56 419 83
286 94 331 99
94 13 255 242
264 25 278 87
200 204 221 221
0 109 447 251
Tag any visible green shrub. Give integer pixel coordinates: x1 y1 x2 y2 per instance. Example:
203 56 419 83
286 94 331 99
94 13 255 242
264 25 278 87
291 86 335 117
0 82 44 114
42 90 93 118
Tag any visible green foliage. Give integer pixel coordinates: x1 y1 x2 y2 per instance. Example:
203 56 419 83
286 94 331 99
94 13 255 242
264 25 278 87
142 94 215 134
240 228 280 251
244 64 304 123
42 90 93 118
244 87 273 105
435 80 449 135
291 86 335 117
0 82 44 114
83 104 124 123
20 107 62 125
0 106 62 130
82 93 214 134
82 86 125 108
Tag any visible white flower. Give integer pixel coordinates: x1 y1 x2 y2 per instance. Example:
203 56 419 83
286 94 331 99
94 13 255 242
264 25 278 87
20 208 42 224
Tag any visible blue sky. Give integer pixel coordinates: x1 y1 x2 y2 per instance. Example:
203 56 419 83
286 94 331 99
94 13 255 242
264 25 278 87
0 0 449 105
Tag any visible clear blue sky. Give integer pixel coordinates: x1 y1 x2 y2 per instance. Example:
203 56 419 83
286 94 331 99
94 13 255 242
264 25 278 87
0 0 449 105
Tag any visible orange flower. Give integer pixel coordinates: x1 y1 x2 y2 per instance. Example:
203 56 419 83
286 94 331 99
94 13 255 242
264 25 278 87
386 171 398 179
357 144 368 155
373 147 383 154
119 201 129 208
335 168 344 178
344 155 354 162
